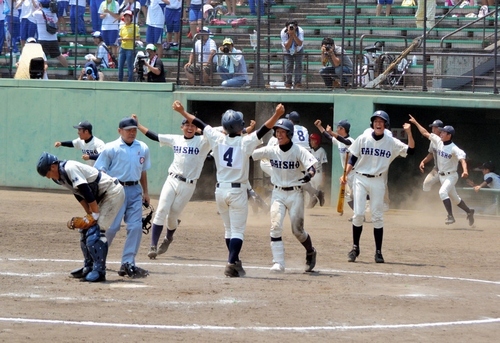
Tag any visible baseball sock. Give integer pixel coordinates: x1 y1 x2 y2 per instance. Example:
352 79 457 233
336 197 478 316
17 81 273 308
300 234 314 253
166 228 176 240
228 238 243 264
353 225 363 247
151 224 163 246
374 227 383 251
443 198 453 216
457 200 471 213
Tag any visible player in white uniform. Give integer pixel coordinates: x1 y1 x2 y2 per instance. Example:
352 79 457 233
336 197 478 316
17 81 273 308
470 161 500 191
173 100 285 277
410 116 475 226
252 118 318 273
309 133 328 193
342 111 414 263
36 152 125 282
54 121 105 166
132 114 211 259
419 119 444 192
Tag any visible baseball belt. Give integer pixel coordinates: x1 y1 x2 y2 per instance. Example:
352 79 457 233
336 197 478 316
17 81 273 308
169 172 194 184
356 172 383 178
119 180 139 186
274 185 302 191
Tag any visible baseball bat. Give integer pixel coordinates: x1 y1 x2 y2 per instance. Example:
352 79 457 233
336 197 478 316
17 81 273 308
337 153 350 215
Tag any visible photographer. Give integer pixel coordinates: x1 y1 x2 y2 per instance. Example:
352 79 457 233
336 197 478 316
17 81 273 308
143 43 166 82
280 20 304 89
319 37 353 88
78 60 103 81
216 38 248 88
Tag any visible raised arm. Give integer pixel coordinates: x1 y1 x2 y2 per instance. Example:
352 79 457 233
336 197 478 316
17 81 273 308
408 114 430 139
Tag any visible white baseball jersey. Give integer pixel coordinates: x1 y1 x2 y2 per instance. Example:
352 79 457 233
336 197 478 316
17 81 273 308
483 172 500 189
158 134 211 180
349 130 409 175
331 135 355 169
310 147 328 173
428 140 440 169
292 124 310 150
429 133 466 173
72 136 106 166
252 144 317 187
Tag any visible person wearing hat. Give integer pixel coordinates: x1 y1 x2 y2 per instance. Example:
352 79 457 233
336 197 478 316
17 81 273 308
118 9 141 82
54 121 106 166
418 119 444 192
94 117 151 279
14 37 49 80
143 43 166 82
99 0 121 57
184 26 217 85
409 115 475 227
32 0 69 68
319 37 353 88
84 31 111 71
216 37 249 87
468 161 500 192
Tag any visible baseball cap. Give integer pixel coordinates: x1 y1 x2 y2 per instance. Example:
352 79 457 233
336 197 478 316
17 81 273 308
223 37 234 45
336 119 351 131
92 31 102 38
429 119 444 128
119 118 138 129
439 125 455 135
26 37 37 43
145 43 156 51
200 26 213 37
73 120 93 131
479 161 495 172
123 9 133 17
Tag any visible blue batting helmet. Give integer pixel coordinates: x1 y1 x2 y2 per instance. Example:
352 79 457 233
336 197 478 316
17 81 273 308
273 118 294 139
222 109 245 135
37 152 58 177
371 110 390 128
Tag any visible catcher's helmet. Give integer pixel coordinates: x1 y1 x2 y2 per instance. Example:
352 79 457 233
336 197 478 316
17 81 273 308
370 110 390 128
273 118 294 139
221 109 245 135
37 152 58 176
310 133 321 143
285 111 300 123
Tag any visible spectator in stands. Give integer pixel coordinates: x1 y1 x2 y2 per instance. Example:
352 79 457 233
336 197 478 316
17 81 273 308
118 9 141 82
117 0 142 26
5 2 21 56
15 37 49 79
145 0 165 57
0 1 6 55
143 43 166 82
100 0 121 56
78 60 104 80
17 0 38 48
249 0 264 16
376 0 392 17
319 37 353 88
225 0 236 16
216 37 248 87
56 0 69 35
164 0 181 47
69 0 87 35
415 0 436 29
32 0 69 68
184 26 217 85
280 20 304 89
85 31 111 70
90 0 103 33
187 0 203 39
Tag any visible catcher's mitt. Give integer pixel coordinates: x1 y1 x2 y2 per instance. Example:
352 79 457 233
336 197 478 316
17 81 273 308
142 202 154 235
67 214 97 230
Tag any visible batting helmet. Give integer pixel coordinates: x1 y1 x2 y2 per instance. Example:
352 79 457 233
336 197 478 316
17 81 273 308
285 111 300 123
222 109 245 135
310 133 321 143
370 110 390 128
273 118 294 139
37 152 58 177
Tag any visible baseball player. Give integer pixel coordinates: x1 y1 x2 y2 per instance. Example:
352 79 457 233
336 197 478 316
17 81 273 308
342 111 414 263
173 100 285 277
54 121 105 166
469 161 500 192
36 152 125 282
252 118 318 273
131 114 211 259
309 133 328 194
419 119 444 192
94 117 151 278
409 115 475 226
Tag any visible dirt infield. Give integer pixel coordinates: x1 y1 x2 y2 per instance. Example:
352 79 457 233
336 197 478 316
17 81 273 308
1 188 499 342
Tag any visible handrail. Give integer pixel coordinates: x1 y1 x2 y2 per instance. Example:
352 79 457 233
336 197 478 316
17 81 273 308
440 9 499 48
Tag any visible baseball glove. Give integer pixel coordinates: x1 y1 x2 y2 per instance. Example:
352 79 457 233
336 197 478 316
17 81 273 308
67 214 97 230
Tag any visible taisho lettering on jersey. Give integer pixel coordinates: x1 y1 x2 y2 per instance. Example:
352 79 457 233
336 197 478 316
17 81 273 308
173 146 201 155
437 150 452 159
360 147 392 158
270 160 301 169
82 149 99 155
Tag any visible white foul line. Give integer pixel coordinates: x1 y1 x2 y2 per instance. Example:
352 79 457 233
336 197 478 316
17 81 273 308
0 317 499 332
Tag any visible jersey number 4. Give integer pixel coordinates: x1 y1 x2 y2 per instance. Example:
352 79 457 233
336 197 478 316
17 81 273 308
218 145 243 170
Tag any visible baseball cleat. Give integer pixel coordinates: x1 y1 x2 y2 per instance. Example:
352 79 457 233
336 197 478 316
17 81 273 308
305 248 317 272
117 263 128 277
157 237 173 255
70 266 91 278
147 246 157 259
270 262 285 273
445 215 455 225
84 271 106 282
467 209 475 227
130 265 150 279
347 246 360 262
374 250 385 263
234 260 246 277
224 263 240 277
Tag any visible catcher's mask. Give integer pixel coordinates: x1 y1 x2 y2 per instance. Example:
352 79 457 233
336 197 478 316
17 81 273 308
142 202 154 234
